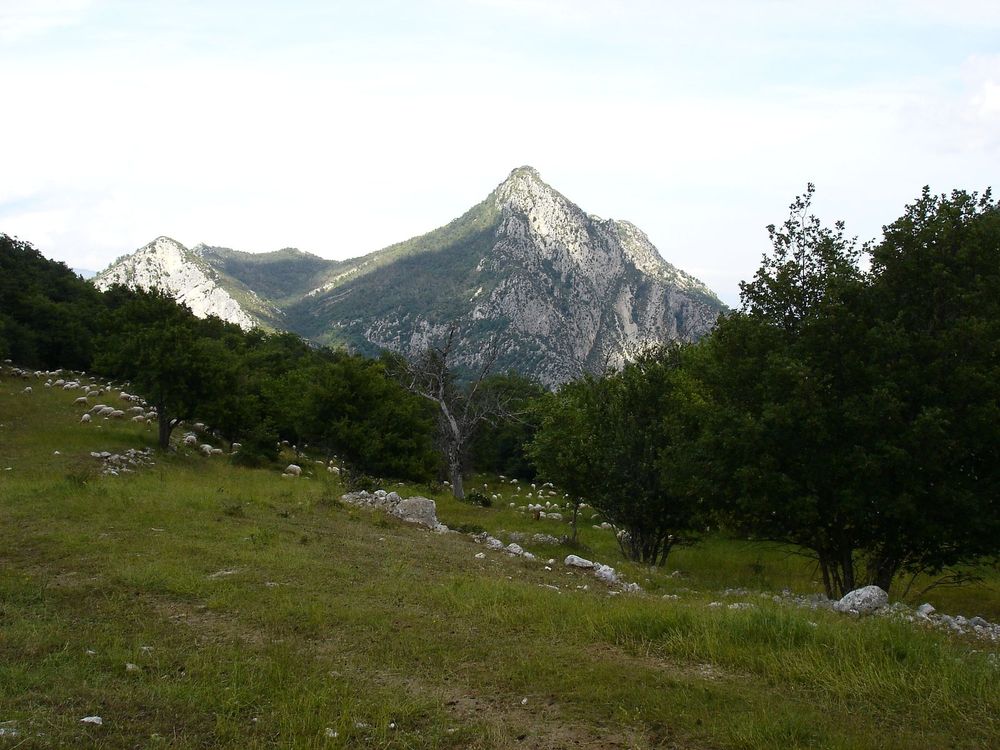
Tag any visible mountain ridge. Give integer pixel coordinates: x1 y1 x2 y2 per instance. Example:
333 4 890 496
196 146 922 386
93 167 725 385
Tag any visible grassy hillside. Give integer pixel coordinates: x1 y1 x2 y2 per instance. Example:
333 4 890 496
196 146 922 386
200 247 351 310
283 198 502 345
1 370 998 749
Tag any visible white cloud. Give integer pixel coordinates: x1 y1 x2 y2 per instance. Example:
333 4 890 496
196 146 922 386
0 0 95 42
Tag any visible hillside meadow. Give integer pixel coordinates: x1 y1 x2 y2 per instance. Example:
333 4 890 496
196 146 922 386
1 374 998 749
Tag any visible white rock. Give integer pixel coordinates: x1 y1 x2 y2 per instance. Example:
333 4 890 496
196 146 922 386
390 496 439 528
564 554 595 569
505 543 524 556
835 585 889 615
593 564 619 584
474 552 486 559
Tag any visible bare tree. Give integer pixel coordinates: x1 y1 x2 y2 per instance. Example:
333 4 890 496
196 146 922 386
401 325 509 499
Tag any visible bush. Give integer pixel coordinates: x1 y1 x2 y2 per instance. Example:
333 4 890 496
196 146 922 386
464 491 492 508
343 468 379 493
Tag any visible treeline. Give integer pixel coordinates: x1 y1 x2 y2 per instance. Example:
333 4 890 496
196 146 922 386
530 187 1000 598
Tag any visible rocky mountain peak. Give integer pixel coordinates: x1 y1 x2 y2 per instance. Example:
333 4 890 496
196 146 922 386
94 236 257 331
493 166 559 208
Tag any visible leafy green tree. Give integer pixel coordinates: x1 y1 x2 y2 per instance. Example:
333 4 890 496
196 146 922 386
469 372 546 479
295 353 439 480
529 346 706 564
702 185 1000 597
95 287 240 449
859 188 1000 588
0 234 104 369
700 186 879 597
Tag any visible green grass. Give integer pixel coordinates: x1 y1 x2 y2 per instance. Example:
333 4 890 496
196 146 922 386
1 372 998 748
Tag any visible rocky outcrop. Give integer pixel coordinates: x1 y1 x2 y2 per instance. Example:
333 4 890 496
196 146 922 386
94 237 262 330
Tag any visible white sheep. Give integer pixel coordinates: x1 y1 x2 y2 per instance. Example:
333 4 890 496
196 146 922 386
131 415 145 423
74 396 89 405
109 409 125 419
22 386 32 394
183 434 198 446
200 444 213 456
284 464 302 477
80 413 92 423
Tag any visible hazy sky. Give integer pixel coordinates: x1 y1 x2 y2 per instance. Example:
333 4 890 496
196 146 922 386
2 1 998 306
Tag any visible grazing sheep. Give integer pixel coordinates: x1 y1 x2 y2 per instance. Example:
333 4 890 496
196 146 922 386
109 409 125 419
131 415 146 423
284 464 302 477
231 443 241 452
22 386 32 394
80 413 92 423
200 444 213 456
210 448 223 456
74 396 89 405
53 379 65 387
183 434 198 446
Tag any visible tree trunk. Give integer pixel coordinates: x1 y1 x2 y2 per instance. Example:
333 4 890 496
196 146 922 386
157 413 174 450
449 457 464 499
865 552 900 596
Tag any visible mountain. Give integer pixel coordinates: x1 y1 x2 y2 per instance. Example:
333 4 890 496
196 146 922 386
93 167 725 385
93 237 279 330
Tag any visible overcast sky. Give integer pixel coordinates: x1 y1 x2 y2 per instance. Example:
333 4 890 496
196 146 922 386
2 1 998 306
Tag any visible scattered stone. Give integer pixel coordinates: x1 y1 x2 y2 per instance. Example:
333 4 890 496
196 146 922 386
474 552 486 559
530 533 560 546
